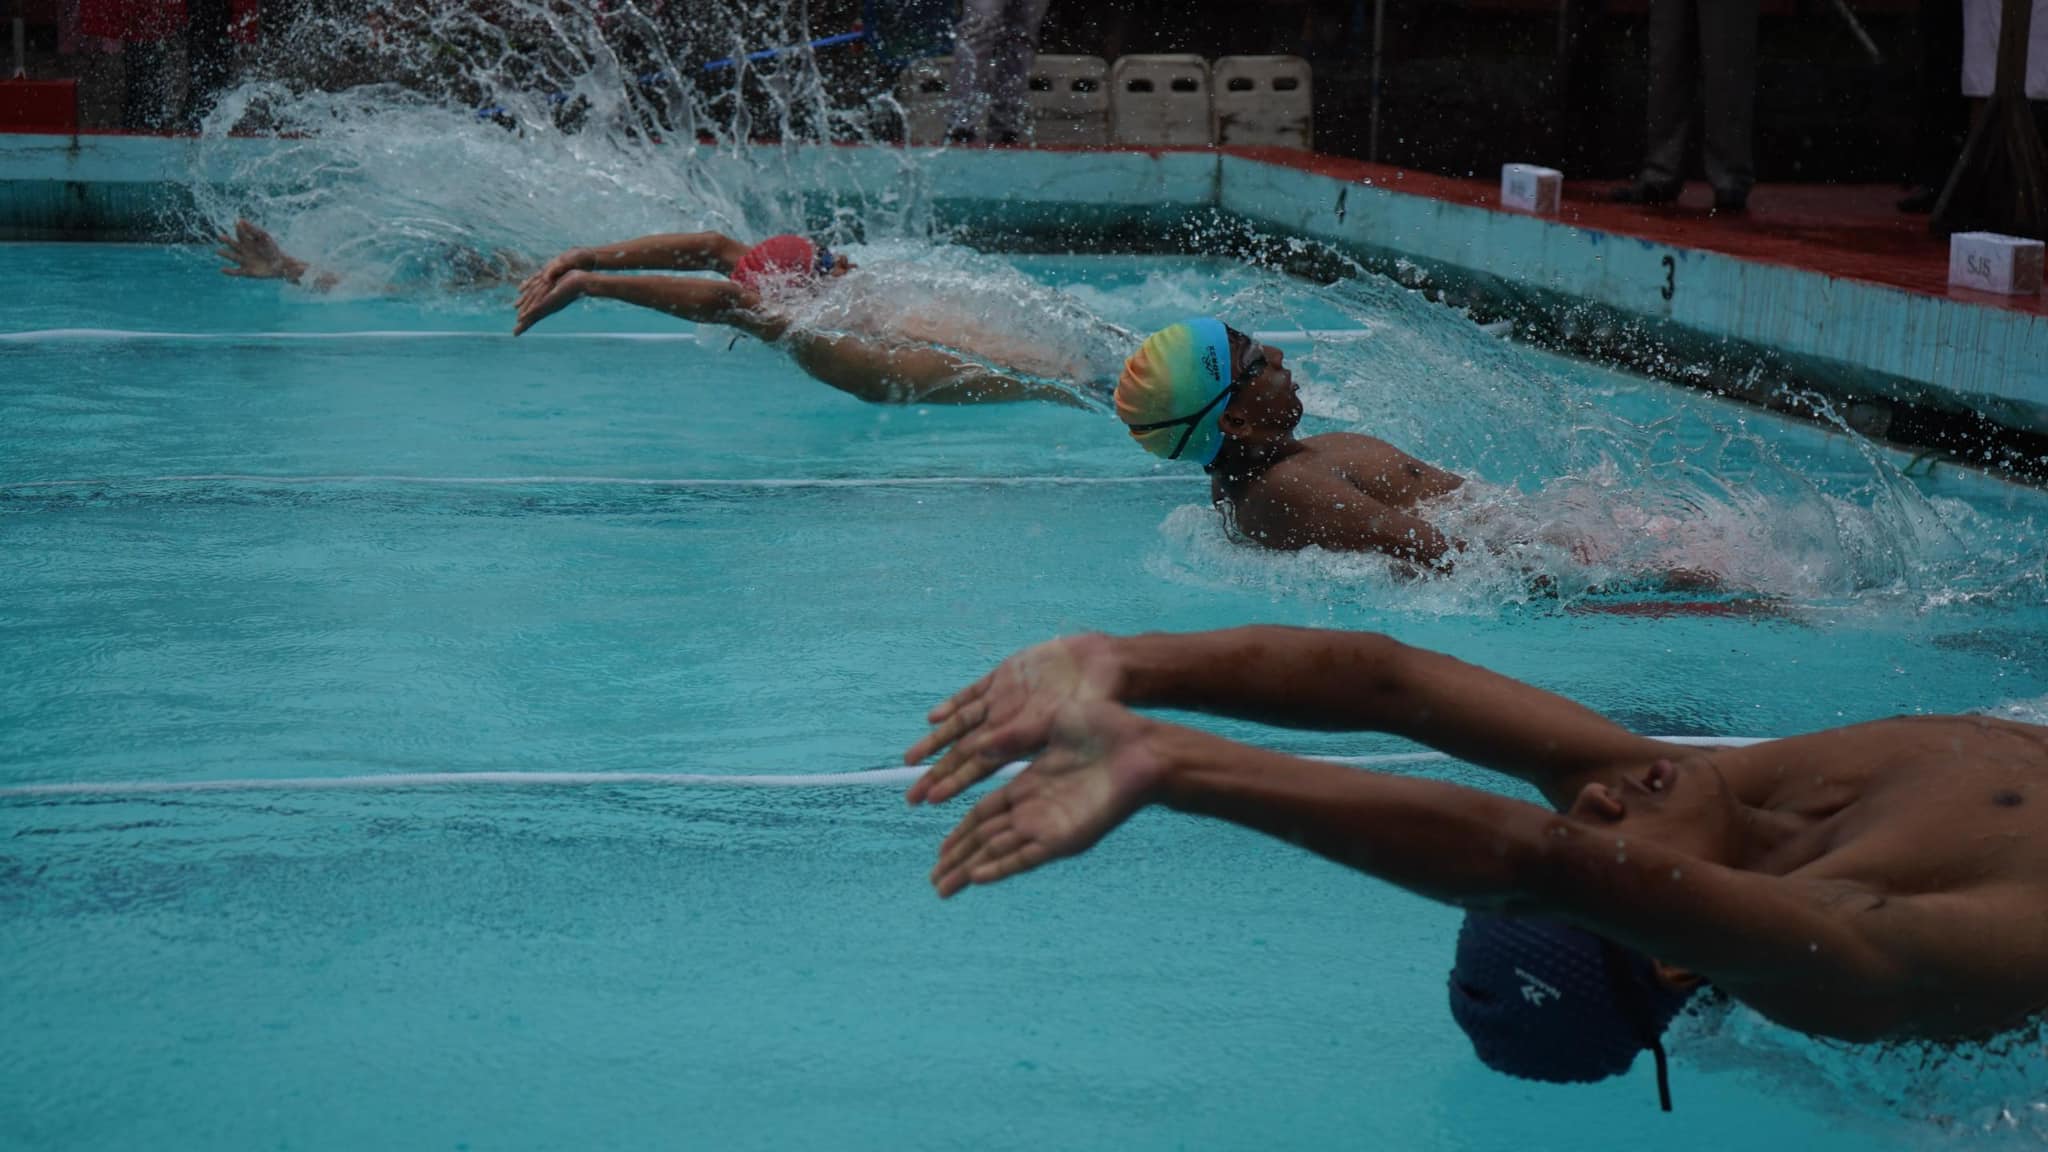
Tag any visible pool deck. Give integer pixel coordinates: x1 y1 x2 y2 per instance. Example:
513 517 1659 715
3 130 2044 449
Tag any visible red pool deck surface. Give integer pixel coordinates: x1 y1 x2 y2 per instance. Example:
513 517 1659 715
1226 147 2048 320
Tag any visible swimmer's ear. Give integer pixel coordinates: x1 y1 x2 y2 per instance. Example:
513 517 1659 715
1651 960 1704 992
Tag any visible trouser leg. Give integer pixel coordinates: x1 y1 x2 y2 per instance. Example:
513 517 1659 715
1640 0 1697 187
984 0 1053 137
948 0 1005 135
1697 0 1760 196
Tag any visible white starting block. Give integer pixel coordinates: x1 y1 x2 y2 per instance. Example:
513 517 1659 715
899 57 954 146
1948 231 2045 296
1500 163 1563 215
1212 55 1313 149
1110 54 1213 147
1026 54 1110 146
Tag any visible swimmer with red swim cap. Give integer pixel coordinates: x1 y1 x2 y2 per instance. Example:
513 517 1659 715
212 220 1092 406
513 230 1089 406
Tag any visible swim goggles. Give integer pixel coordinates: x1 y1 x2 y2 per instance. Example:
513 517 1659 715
1121 346 1268 462
815 247 838 276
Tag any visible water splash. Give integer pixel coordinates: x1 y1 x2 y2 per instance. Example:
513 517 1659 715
1678 1003 2048 1146
176 1 2048 614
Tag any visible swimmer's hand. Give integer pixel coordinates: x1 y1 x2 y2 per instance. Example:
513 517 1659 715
929 701 1163 898
216 219 310 283
905 633 1125 806
517 247 594 307
513 269 588 336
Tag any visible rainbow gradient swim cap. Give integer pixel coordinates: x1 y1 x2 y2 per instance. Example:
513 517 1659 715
1116 317 1238 465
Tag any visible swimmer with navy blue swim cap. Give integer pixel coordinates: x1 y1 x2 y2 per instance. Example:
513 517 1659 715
1449 913 1696 1109
905 626 2048 1107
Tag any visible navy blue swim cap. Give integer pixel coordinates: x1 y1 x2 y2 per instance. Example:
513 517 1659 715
1447 913 1695 1109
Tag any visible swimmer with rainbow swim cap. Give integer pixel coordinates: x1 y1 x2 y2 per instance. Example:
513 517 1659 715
513 229 1098 406
1115 316 1475 568
1114 320 1738 593
904 626 2048 1107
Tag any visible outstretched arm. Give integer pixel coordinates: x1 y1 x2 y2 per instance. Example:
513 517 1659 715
933 704 1908 1041
518 233 751 309
907 628 1673 810
513 270 779 338
570 232 751 274
216 219 341 292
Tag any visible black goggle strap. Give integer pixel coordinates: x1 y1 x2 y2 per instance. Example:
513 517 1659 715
1121 353 1264 461
1600 939 1674 1113
1122 382 1236 461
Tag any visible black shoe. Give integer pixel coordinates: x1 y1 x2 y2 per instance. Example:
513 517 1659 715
1896 186 1938 214
944 127 976 146
1712 188 1749 214
1610 180 1682 205
990 126 1022 146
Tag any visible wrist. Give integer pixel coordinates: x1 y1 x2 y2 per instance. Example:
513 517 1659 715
572 247 599 271
1105 632 1180 708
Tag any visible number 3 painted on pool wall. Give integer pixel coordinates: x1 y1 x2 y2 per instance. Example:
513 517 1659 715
1660 255 1676 301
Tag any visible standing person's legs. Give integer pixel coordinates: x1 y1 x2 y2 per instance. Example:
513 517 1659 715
948 0 1006 140
1696 0 1759 207
1635 0 1697 195
984 0 1054 141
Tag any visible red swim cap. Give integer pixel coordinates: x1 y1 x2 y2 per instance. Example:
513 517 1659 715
729 234 821 291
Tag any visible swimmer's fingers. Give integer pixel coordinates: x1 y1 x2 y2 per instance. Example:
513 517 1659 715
932 792 1033 897
905 687 988 767
905 700 1000 805
923 673 992 727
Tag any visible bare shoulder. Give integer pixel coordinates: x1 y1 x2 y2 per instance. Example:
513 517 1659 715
1707 714 2048 799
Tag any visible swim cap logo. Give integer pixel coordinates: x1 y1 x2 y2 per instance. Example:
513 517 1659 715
1200 345 1220 385
1514 968 1562 1007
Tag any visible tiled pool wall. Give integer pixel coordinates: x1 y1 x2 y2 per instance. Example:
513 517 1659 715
6 133 2045 470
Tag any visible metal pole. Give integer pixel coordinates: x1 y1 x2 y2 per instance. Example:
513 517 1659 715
12 6 26 80
1368 0 1384 162
1826 0 1882 65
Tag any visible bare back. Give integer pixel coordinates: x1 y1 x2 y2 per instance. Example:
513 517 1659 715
1214 432 1467 559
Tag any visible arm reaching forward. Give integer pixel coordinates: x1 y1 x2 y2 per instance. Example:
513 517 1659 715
518 233 752 311
906 628 1675 810
931 702 1917 1042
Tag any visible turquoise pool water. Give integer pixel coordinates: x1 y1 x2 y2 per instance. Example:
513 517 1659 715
3 243 2046 1149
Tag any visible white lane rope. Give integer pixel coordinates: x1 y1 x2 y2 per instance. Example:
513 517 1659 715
0 739 1768 800
0 327 1374 345
2 473 1185 491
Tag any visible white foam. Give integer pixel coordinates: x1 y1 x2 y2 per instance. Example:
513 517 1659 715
0 739 1766 800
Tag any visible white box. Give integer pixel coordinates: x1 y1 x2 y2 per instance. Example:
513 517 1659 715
1948 231 2045 296
1500 164 1563 215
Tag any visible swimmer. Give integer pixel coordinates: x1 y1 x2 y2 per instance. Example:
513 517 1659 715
1117 317 1719 588
905 628 2048 1106
214 220 1093 407
513 231 1093 406
214 218 531 294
